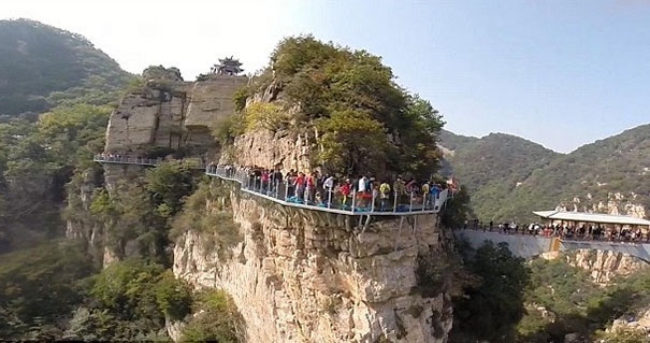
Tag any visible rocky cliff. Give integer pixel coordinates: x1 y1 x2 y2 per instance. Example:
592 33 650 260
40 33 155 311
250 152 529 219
564 249 648 285
67 68 248 266
557 192 647 220
105 70 247 157
173 180 453 343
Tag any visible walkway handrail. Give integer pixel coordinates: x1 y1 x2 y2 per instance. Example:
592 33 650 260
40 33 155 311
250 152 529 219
205 166 449 217
459 226 650 244
93 156 450 217
455 229 650 262
93 155 206 169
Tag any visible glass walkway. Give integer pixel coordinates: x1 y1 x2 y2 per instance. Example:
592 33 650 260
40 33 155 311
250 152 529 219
94 156 449 217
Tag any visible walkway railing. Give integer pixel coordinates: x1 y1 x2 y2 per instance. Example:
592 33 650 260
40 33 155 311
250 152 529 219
460 226 650 244
206 167 449 217
93 156 450 217
93 155 206 169
455 229 650 262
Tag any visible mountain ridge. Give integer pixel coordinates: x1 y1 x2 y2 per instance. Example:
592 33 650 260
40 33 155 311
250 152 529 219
439 123 650 223
0 18 132 117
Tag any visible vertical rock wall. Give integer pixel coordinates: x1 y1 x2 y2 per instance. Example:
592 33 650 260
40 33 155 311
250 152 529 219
173 187 453 343
565 249 648 285
104 75 247 156
68 74 248 267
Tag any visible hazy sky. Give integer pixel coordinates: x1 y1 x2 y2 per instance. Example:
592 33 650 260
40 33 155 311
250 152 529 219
3 0 650 153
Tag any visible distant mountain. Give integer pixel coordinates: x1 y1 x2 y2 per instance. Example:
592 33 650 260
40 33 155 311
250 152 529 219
440 125 650 223
440 130 559 222
0 19 132 117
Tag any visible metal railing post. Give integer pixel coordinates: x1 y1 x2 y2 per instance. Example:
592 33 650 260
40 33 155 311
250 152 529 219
266 177 270 196
371 189 376 213
409 191 414 212
304 187 309 205
352 191 357 213
422 193 427 212
393 190 398 213
274 180 279 199
285 181 289 202
327 187 332 209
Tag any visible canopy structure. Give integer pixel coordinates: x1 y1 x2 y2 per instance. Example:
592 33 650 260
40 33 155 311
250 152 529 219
533 210 650 227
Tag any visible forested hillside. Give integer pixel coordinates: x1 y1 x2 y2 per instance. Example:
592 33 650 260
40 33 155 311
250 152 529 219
441 125 650 223
0 19 132 118
0 20 242 341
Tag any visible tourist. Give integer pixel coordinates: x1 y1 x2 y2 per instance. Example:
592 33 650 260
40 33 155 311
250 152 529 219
379 181 391 211
341 179 351 207
295 172 305 200
306 171 316 203
323 174 334 206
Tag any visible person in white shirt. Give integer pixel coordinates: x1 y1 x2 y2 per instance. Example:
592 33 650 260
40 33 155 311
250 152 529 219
323 175 334 205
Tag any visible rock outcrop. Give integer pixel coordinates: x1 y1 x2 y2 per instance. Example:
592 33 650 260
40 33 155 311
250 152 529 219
104 71 246 158
565 249 648 285
557 192 647 219
67 69 248 267
173 184 453 343
82 65 455 342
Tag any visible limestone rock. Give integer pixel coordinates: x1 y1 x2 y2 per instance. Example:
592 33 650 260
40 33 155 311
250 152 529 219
185 75 247 129
557 191 647 219
173 189 453 343
104 74 247 155
565 249 648 285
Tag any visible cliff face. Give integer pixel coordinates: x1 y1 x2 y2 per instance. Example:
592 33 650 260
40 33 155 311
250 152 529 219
81 65 455 341
104 73 247 157
67 72 248 267
557 192 647 219
564 249 648 284
173 183 453 343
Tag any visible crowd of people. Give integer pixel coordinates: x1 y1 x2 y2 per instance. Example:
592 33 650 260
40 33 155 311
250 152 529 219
210 164 456 212
462 219 648 243
95 154 456 213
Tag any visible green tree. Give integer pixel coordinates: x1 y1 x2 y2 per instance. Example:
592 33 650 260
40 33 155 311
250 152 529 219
144 161 194 217
0 242 94 339
231 35 446 178
181 290 244 343
452 241 530 342
317 109 388 176
91 259 191 325
440 186 472 228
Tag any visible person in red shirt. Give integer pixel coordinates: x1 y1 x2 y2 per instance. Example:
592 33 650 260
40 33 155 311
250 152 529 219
340 179 351 208
306 171 316 203
294 172 305 200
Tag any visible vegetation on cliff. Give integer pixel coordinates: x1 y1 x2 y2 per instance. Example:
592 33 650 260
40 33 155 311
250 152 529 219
0 19 132 117
0 243 192 340
515 257 650 342
441 125 650 223
231 35 445 179
0 103 112 253
180 290 244 342
450 241 530 342
453 242 650 343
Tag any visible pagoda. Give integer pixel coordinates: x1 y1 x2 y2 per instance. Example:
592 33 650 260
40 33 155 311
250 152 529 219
210 56 244 76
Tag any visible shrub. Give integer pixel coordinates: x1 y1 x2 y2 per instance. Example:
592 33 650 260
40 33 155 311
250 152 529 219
212 114 245 146
243 102 288 132
180 290 244 343
170 182 242 259
91 259 192 323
